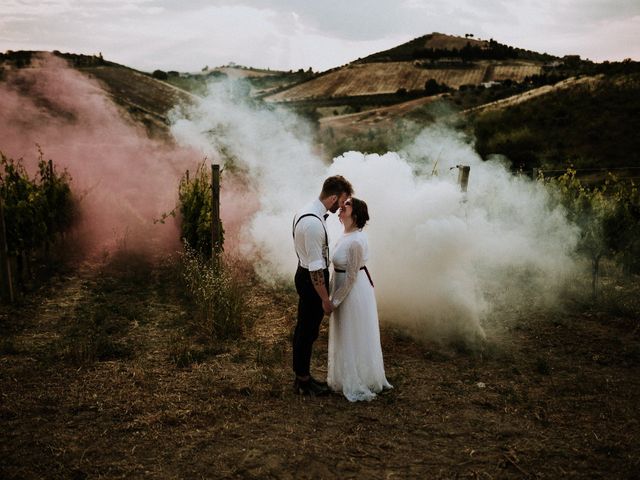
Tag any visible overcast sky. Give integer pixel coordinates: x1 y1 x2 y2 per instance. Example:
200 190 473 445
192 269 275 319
1 0 638 72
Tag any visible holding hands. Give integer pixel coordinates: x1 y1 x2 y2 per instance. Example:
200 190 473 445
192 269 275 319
322 298 334 315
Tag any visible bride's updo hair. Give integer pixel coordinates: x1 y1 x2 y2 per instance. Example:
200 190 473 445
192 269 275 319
350 197 370 229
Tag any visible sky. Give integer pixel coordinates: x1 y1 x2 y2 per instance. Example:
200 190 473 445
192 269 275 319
1 0 639 73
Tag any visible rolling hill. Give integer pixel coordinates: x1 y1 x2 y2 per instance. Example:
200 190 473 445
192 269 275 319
263 33 551 104
3 37 638 174
265 60 543 102
0 51 195 136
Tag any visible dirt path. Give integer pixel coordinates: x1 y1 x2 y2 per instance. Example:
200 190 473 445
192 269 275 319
1 255 639 479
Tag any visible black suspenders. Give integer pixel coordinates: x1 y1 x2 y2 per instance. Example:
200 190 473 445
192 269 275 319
292 213 329 267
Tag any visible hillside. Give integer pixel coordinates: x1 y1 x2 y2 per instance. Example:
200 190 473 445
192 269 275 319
85 65 196 134
265 60 542 103
163 65 314 97
318 69 640 170
461 75 601 115
3 45 638 174
471 72 640 172
365 32 489 57
359 32 556 63
0 51 195 136
263 33 551 105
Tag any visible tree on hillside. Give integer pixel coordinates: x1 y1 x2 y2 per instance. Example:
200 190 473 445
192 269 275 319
425 78 449 95
152 70 168 80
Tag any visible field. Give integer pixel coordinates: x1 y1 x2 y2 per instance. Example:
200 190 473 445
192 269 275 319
2 45 640 480
265 61 543 102
1 253 639 479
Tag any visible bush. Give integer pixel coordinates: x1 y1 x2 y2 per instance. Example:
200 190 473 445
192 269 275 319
152 69 168 80
544 169 640 298
0 149 76 256
424 78 449 95
178 161 224 257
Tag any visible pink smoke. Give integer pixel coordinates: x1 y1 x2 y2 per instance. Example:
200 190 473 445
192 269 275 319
0 53 254 257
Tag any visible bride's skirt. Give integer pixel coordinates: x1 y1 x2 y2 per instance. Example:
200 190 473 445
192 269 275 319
328 271 392 402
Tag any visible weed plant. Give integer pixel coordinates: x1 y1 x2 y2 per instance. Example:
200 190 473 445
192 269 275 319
180 243 249 340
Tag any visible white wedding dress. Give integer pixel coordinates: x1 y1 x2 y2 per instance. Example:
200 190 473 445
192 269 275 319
328 230 392 402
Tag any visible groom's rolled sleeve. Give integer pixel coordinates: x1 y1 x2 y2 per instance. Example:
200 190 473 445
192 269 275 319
303 221 326 271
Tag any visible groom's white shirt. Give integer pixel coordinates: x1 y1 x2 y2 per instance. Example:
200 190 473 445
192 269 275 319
293 198 328 272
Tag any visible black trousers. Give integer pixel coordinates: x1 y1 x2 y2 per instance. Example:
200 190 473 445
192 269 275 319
292 266 330 377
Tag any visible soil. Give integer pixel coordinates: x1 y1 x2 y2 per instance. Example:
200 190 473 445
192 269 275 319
1 253 639 479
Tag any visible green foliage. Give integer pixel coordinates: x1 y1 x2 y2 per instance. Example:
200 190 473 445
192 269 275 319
163 71 227 96
180 242 249 340
37 149 75 238
604 177 640 274
0 150 76 256
548 169 612 260
176 162 248 340
246 70 314 92
178 161 224 257
152 69 168 80
424 78 450 95
473 74 640 171
544 169 640 297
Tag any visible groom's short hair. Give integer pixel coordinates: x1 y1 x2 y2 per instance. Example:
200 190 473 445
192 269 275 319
320 175 353 199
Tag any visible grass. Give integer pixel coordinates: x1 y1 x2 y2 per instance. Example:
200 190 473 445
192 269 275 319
0 337 19 355
535 356 552 375
180 246 251 341
54 268 145 365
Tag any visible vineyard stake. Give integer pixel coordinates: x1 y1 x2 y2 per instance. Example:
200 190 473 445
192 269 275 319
457 165 470 192
211 163 221 257
450 165 471 193
0 197 14 303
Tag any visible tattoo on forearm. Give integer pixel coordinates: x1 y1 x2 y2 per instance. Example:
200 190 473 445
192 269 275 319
310 270 325 289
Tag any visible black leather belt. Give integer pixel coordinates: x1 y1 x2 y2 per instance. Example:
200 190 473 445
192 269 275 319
334 266 374 287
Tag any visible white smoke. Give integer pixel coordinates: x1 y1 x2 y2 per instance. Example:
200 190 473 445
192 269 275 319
170 82 580 342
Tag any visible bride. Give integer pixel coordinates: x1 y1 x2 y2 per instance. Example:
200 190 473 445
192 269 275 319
328 197 392 402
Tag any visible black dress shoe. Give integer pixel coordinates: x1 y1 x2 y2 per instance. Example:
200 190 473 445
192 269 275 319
294 378 330 396
309 376 328 388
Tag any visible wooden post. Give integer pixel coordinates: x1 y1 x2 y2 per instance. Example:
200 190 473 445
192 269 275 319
45 159 54 259
211 164 221 257
457 165 470 192
0 197 14 303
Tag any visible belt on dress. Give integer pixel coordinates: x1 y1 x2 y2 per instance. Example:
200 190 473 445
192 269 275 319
334 266 374 287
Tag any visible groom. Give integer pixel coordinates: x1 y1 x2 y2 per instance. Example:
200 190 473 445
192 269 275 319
292 175 353 396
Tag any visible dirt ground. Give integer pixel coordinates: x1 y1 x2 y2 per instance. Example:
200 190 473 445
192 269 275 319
1 254 639 479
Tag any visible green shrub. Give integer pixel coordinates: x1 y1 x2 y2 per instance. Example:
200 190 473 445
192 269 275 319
0 149 76 255
178 161 224 257
544 169 640 298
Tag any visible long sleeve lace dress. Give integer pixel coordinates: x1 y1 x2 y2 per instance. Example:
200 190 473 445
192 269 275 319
327 230 392 402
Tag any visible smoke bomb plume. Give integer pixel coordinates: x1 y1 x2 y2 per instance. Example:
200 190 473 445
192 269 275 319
0 53 205 256
0 54 582 342
171 82 580 342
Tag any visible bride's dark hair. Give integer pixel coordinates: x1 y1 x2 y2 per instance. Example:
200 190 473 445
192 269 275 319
350 197 370 229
